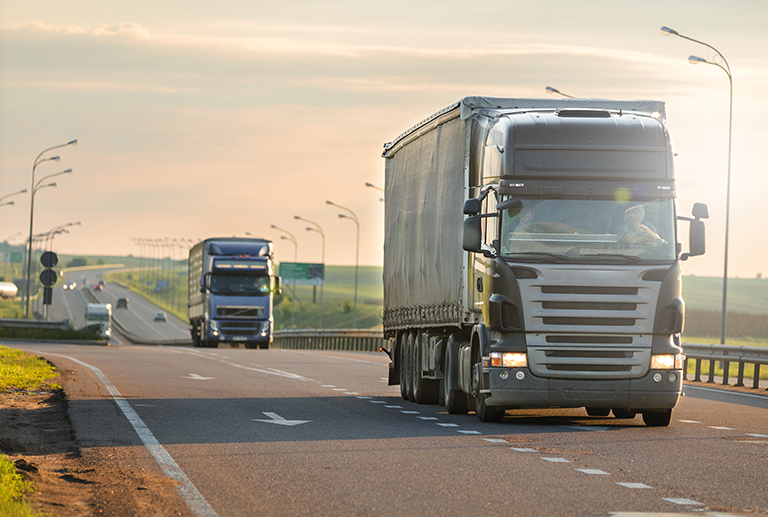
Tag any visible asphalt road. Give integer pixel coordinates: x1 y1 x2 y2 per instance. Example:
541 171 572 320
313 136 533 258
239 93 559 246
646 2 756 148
46 268 189 344
10 342 768 517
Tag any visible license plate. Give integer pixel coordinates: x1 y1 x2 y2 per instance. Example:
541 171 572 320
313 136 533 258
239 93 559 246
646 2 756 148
232 336 247 341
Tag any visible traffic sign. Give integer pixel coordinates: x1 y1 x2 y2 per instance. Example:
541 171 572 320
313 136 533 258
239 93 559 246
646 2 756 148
39 269 58 287
40 251 58 268
279 262 324 286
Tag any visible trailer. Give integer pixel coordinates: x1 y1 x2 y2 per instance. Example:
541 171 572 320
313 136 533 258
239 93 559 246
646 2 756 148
381 96 709 426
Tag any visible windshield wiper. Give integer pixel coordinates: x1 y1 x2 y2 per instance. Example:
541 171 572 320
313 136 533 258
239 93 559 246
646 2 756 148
508 252 573 263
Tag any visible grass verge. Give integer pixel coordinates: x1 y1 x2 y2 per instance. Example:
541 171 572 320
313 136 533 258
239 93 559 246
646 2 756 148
0 345 60 392
0 346 60 516
0 457 40 517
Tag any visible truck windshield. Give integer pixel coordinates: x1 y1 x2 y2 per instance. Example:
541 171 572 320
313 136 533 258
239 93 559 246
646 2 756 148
210 274 271 296
87 313 110 322
500 198 676 262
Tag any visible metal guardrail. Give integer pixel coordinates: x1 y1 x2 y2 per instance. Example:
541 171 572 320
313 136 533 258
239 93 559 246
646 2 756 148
682 343 768 390
273 329 385 352
0 318 70 331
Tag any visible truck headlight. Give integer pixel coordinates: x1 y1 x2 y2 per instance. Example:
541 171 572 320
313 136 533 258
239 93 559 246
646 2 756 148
209 320 219 335
651 354 684 370
260 320 270 337
490 352 527 368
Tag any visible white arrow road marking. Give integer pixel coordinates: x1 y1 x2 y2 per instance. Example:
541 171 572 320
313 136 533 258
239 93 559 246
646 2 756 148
182 374 215 380
253 412 310 426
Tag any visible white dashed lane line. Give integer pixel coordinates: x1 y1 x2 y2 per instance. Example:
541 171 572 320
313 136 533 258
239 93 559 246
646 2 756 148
576 469 610 475
617 482 653 490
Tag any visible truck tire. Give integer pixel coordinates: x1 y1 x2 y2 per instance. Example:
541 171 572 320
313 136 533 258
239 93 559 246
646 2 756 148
413 333 439 405
444 341 468 414
642 409 672 427
399 333 410 401
472 354 504 423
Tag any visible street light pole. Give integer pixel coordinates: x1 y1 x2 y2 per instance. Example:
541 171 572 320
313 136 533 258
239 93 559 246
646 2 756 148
25 139 77 319
661 26 733 345
326 200 359 328
295 215 325 329
271 224 298 328
0 189 28 208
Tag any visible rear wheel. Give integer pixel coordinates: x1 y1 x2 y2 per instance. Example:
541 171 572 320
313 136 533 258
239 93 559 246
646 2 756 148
642 409 672 427
413 333 439 405
585 407 611 417
399 333 409 401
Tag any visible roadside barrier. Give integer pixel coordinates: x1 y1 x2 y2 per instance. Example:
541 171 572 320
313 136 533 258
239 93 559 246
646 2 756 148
683 343 768 390
273 329 385 352
0 318 69 331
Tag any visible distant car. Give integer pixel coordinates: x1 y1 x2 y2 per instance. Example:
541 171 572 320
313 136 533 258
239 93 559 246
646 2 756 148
70 282 77 289
116 297 129 309
154 312 167 322
63 284 69 290
93 284 103 291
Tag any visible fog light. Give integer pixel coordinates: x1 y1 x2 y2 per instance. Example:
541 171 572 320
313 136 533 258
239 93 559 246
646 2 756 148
500 370 509 380
669 373 677 383
516 371 525 380
653 373 663 382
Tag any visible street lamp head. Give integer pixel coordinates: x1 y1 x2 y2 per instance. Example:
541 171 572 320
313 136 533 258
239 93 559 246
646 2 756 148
63 168 73 174
20 189 28 194
270 224 278 229
68 139 79 146
50 156 61 162
545 86 558 94
294 215 301 220
688 55 707 65
4 201 14 206
660 26 679 36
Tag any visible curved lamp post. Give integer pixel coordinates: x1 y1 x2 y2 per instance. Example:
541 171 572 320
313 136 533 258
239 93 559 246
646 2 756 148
25 140 77 318
25 166 74 318
0 188 28 208
661 26 733 345
545 86 574 98
365 182 385 203
295 215 325 329
326 200 359 328
271 224 298 328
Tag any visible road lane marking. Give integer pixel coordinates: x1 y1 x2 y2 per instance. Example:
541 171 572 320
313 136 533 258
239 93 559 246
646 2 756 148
35 352 218 517
616 482 653 489
483 438 508 443
541 457 571 463
678 420 701 423
685 384 768 400
747 433 768 438
575 469 609 475
563 426 610 432
253 412 310 426
182 374 215 380
384 405 402 409
709 426 735 430
436 423 459 427
458 430 481 435
417 417 438 421
400 410 419 414
661 497 702 506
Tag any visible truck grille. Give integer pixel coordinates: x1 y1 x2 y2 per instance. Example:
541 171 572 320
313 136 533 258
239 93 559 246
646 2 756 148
518 265 663 379
216 306 264 318
218 320 264 336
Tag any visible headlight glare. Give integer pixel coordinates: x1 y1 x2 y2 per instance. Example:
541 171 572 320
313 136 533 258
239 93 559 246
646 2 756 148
651 354 683 370
491 352 527 368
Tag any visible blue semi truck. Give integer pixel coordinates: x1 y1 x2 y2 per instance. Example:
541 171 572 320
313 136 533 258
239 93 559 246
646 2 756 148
188 238 281 348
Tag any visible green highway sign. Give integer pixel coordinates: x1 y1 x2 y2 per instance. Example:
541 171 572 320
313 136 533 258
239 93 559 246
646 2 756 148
279 262 324 286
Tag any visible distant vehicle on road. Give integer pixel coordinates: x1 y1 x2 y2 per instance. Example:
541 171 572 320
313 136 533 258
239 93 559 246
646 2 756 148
63 282 77 290
85 303 112 338
0 282 18 299
93 284 102 291
116 297 129 309
154 312 167 322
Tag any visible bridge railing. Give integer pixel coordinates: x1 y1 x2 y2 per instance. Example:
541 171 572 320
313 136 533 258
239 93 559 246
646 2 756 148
683 343 768 390
273 329 385 352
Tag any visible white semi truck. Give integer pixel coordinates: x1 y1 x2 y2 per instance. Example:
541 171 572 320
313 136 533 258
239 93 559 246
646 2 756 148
381 96 709 426
85 303 112 339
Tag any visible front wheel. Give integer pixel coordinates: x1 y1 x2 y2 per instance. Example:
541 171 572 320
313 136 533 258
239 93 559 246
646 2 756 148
472 356 504 423
642 409 672 427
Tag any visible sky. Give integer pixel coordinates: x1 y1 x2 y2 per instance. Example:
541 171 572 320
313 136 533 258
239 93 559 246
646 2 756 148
1 0 767 279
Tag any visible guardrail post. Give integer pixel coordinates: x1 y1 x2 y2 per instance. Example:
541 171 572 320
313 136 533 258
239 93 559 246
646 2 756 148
707 359 716 383
754 364 761 389
683 357 689 381
694 358 702 382
722 361 730 385
734 362 746 387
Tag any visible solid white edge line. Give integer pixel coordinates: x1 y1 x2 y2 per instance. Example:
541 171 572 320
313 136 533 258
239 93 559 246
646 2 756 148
36 352 219 517
684 384 768 400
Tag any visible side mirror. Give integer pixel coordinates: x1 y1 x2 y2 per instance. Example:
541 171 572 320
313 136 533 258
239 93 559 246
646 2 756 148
199 274 206 293
274 276 282 295
463 215 482 252
692 202 710 220
463 198 481 215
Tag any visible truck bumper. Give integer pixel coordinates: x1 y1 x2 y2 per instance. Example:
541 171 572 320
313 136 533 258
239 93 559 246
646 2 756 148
485 368 682 410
